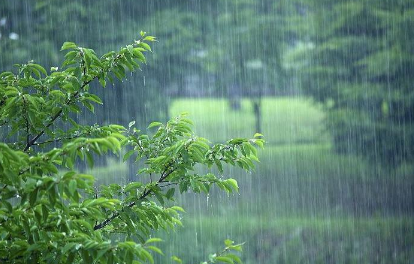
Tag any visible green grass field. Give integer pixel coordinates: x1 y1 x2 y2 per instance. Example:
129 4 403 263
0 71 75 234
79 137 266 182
170 97 329 144
154 217 414 264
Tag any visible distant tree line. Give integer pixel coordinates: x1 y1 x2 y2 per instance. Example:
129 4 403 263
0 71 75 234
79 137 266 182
1 0 413 166
288 0 414 166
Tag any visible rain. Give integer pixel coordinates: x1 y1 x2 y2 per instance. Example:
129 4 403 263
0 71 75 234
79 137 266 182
0 0 413 263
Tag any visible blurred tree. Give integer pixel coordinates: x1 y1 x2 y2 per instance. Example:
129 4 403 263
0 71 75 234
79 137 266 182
289 0 414 166
201 0 291 133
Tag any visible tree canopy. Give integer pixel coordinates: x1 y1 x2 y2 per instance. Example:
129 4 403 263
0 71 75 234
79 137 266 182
287 0 414 165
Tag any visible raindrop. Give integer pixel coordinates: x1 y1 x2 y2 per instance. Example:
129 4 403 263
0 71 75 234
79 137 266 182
206 194 209 207
0 17 6 26
9 32 19 40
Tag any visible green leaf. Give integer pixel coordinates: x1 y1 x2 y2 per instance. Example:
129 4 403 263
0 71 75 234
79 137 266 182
61 42 77 51
224 239 234 247
147 122 162 129
166 188 175 199
65 252 76 264
140 248 154 264
215 256 234 263
124 182 142 192
254 133 263 138
127 45 134 55
41 204 49 222
139 42 152 52
171 256 182 263
144 36 156 42
226 254 242 264
85 93 103 104
145 238 163 244
30 63 47 76
123 150 135 162
85 151 94 168
147 245 163 255
215 160 223 173
68 179 77 195
62 243 77 254
171 206 185 213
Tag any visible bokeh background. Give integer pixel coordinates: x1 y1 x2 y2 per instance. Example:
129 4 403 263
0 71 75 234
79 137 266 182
1 0 413 263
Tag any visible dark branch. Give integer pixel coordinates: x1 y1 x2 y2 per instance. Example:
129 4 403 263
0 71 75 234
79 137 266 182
93 164 176 231
32 133 90 146
23 79 93 152
23 51 124 152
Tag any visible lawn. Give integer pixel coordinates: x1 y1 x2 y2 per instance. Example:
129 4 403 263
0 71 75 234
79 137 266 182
170 97 329 144
154 217 414 264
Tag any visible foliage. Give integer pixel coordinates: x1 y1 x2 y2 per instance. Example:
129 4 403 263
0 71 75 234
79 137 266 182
0 35 264 263
206 0 289 95
289 0 414 165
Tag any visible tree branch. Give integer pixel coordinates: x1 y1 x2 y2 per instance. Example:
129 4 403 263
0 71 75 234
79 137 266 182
93 164 176 231
32 132 91 146
23 79 93 152
23 50 125 152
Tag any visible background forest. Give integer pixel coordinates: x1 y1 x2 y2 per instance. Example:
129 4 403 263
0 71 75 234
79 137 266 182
1 0 413 263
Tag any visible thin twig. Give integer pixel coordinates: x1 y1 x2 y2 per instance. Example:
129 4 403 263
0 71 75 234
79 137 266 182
23 82 88 152
23 51 124 152
32 133 90 146
93 164 176 231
